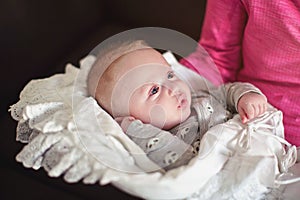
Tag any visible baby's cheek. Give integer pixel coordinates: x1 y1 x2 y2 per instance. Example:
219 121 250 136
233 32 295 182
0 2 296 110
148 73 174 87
149 105 167 129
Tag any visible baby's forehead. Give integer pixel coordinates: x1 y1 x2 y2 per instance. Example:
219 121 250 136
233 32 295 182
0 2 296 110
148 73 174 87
113 63 171 87
115 48 169 69
109 48 170 80
119 62 171 77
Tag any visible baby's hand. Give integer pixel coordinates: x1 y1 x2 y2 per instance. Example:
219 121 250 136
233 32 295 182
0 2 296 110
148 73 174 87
237 92 267 123
115 116 135 132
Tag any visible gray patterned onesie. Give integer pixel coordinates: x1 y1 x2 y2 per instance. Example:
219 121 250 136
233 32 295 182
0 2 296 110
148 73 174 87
126 82 263 170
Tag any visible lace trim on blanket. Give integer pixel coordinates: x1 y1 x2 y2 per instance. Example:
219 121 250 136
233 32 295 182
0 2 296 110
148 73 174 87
10 54 299 200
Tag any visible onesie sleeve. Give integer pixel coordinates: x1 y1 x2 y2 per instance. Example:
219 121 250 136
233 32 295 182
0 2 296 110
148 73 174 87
223 82 266 112
126 120 195 170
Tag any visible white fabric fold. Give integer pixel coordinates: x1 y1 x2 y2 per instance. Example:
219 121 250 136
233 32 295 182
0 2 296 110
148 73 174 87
10 53 300 200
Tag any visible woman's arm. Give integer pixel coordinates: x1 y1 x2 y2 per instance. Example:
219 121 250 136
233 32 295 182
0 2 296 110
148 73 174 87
200 0 248 82
182 0 248 83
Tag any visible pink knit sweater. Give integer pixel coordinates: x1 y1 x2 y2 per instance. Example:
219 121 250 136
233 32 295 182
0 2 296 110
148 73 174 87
181 0 300 146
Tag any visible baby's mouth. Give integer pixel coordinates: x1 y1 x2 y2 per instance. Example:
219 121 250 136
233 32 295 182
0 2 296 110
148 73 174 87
177 93 188 109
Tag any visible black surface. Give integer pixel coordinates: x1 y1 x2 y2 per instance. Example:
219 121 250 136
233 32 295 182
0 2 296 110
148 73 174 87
0 1 206 199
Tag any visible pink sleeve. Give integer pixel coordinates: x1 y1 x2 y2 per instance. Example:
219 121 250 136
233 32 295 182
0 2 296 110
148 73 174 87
181 0 248 83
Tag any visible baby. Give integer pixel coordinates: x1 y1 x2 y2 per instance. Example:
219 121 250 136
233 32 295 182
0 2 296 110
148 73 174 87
87 40 267 170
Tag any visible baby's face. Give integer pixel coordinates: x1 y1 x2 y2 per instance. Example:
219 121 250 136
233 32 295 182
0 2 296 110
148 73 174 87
129 65 192 129
110 49 191 130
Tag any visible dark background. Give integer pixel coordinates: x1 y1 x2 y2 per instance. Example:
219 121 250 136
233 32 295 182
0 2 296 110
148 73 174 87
0 1 206 199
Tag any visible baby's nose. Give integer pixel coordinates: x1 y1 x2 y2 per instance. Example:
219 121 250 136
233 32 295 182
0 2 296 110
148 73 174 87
163 82 176 95
167 87 178 97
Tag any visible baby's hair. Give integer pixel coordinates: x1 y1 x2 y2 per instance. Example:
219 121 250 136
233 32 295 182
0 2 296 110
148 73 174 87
87 40 150 98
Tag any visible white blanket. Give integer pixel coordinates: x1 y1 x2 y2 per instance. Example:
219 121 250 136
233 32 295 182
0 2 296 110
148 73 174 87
10 53 299 200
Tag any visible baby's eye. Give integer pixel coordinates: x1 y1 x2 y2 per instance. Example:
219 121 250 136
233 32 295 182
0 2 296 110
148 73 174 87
167 71 175 79
150 86 159 96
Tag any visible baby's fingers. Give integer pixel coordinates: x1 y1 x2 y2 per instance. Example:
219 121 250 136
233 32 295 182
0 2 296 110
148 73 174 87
248 103 268 119
259 103 268 115
253 103 266 117
239 104 257 123
238 106 248 123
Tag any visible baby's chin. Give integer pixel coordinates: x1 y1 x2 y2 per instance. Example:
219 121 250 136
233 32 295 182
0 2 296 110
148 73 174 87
162 110 191 130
